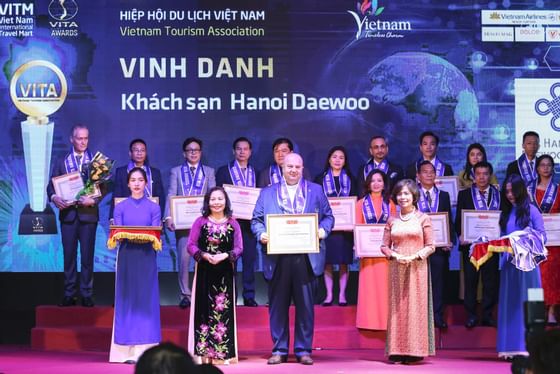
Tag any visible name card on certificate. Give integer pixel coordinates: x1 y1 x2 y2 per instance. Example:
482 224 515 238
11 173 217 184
223 184 261 220
427 212 452 247
461 209 501 243
169 195 204 230
353 224 385 258
114 196 159 205
435 176 459 206
266 214 319 255
328 196 357 231
543 214 560 246
52 171 101 203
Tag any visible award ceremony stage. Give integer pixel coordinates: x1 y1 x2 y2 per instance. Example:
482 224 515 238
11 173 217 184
0 304 511 373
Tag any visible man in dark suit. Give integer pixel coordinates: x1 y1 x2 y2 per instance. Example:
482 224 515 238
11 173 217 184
164 137 215 309
252 153 334 365
455 161 500 328
47 124 100 307
357 135 403 197
505 131 540 186
216 137 259 307
257 137 311 187
109 138 165 221
416 160 455 329
405 131 453 179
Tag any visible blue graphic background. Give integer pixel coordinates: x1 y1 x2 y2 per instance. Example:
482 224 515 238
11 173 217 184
0 0 558 272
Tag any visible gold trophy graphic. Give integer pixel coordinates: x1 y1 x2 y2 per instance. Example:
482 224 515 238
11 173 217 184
10 60 68 234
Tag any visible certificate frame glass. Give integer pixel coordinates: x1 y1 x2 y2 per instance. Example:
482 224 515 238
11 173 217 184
353 224 386 258
461 209 501 242
223 184 261 220
427 212 452 247
542 213 560 246
435 176 459 206
169 195 204 230
266 213 319 255
52 171 101 203
328 196 357 231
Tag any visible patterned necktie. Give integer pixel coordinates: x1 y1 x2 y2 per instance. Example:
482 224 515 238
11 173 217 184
426 190 432 206
189 166 195 177
76 155 82 172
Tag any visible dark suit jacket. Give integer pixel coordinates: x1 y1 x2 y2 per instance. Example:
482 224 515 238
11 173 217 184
420 189 455 246
356 160 403 198
109 164 165 219
314 171 357 197
257 164 312 188
405 159 453 180
47 157 99 223
251 180 334 280
216 162 256 187
505 160 520 179
454 187 498 252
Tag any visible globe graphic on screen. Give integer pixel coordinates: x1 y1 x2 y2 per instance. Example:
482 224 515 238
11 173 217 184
366 51 479 141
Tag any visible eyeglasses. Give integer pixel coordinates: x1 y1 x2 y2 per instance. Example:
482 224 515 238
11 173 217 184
184 148 201 154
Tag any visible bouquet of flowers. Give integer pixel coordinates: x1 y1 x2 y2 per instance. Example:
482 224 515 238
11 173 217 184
75 151 114 199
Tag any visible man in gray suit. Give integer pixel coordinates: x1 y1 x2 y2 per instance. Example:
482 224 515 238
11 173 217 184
164 137 215 308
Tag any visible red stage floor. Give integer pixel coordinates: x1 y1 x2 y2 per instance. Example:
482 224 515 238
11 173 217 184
0 346 511 374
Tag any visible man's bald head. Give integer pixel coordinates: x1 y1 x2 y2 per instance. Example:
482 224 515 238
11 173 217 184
283 153 304 185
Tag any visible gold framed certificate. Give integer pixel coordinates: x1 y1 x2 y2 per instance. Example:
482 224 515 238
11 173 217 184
223 184 261 220
427 212 452 247
266 213 319 255
328 196 357 231
435 176 459 206
461 209 501 242
353 224 385 258
543 214 560 246
52 171 101 203
169 195 204 230
114 196 159 205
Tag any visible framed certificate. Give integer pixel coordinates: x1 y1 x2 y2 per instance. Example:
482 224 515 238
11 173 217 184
542 214 560 246
435 176 459 206
353 224 385 258
266 214 319 255
114 197 159 205
461 209 501 242
328 196 357 231
223 184 261 220
427 212 452 247
52 171 101 203
169 195 204 230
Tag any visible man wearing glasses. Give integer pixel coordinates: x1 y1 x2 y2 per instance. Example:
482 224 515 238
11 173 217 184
164 137 216 309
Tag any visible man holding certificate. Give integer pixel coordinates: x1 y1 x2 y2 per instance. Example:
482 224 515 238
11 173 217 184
251 153 334 366
216 137 259 307
416 161 454 329
455 161 500 329
47 124 101 307
164 137 215 309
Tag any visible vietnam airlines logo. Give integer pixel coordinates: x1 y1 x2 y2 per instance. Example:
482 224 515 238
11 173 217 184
489 12 500 20
358 0 384 16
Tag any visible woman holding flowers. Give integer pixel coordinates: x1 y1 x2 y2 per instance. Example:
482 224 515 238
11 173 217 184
109 167 162 364
187 186 243 364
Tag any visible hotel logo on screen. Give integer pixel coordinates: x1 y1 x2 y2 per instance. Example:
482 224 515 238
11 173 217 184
515 79 560 166
347 0 412 40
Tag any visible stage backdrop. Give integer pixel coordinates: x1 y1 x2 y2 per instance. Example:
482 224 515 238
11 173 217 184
0 0 558 272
